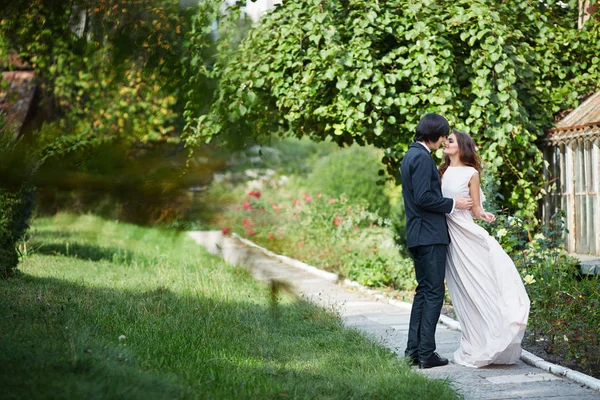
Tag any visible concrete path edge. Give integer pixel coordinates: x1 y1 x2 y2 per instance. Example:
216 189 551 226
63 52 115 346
228 232 600 392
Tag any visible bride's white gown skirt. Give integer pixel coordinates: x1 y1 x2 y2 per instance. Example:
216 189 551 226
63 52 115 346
446 210 530 368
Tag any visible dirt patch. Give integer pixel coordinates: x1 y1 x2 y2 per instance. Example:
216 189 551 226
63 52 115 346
521 332 600 380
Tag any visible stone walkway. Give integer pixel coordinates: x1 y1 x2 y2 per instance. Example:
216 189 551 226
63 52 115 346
188 231 600 400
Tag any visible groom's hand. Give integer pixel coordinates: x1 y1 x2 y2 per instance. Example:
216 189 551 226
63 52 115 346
454 196 473 210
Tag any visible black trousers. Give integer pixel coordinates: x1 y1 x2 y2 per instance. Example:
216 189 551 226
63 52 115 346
405 244 447 361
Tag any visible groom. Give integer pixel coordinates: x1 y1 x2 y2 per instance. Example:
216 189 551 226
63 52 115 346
401 113 472 369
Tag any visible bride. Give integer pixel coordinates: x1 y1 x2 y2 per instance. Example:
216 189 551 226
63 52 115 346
440 130 530 368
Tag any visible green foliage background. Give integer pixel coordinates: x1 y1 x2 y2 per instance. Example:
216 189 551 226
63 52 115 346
189 0 600 223
307 145 391 217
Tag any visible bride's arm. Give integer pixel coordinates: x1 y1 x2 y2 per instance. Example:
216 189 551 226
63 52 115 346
468 173 496 223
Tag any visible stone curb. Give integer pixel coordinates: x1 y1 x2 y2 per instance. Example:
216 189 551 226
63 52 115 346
232 233 338 281
518 350 600 392
230 233 600 393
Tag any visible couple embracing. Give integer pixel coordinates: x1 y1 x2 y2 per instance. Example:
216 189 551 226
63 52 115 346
401 113 530 369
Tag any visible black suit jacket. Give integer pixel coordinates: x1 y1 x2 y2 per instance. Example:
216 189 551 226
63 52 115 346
400 142 454 248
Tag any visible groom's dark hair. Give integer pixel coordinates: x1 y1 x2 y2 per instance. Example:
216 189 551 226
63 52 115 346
414 113 450 143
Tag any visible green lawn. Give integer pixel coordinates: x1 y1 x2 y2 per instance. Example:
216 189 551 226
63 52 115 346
0 214 460 399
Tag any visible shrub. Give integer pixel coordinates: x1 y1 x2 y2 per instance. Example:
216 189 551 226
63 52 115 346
0 186 35 278
0 118 36 278
218 185 396 272
389 199 409 257
307 145 391 217
344 253 415 290
0 228 18 278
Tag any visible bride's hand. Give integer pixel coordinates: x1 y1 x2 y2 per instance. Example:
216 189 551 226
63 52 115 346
481 212 496 223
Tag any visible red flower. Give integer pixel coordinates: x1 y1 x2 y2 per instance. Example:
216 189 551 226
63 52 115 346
272 202 281 211
243 201 251 210
268 233 274 240
246 229 256 236
248 190 261 199
328 198 337 205
317 193 322 198
299 241 305 247
333 215 343 226
293 199 301 206
221 227 231 236
243 218 251 227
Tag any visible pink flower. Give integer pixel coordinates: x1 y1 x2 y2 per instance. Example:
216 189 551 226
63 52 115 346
302 193 313 203
317 193 322 198
268 233 274 240
328 198 337 205
243 218 251 227
246 229 256 236
299 241 305 247
293 199 301 206
333 215 343 226
272 203 281 211
221 227 231 236
243 202 251 210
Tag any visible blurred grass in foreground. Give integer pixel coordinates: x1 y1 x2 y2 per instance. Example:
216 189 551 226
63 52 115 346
0 214 460 399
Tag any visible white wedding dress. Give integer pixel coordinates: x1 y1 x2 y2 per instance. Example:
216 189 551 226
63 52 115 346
442 166 530 368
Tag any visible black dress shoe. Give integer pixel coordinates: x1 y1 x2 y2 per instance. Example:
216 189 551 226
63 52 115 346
419 352 449 369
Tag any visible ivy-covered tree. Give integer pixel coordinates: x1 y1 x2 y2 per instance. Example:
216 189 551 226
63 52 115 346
189 0 600 221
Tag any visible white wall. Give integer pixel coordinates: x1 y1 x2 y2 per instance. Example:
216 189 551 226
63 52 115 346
243 0 282 22
181 0 281 22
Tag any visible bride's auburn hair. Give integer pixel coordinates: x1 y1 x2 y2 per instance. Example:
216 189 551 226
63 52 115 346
439 130 482 177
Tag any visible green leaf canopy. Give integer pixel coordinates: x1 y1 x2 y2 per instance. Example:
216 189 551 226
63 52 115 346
190 0 600 220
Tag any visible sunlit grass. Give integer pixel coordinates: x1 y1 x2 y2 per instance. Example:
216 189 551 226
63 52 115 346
0 213 460 399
